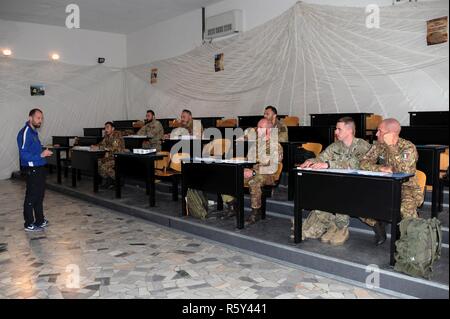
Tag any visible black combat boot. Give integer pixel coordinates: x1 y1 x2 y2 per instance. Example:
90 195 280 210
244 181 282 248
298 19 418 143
372 221 387 246
245 208 261 226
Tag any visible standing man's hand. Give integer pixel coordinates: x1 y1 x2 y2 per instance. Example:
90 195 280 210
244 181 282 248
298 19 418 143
41 149 53 158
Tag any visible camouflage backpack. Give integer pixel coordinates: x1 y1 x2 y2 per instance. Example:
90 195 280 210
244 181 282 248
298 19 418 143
186 188 209 220
394 217 442 279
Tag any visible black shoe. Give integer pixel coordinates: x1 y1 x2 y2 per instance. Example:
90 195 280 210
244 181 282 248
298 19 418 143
245 208 261 226
372 222 387 246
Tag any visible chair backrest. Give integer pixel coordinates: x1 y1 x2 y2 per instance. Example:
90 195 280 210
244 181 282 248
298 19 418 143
170 152 190 172
133 120 144 129
302 143 323 156
202 139 232 157
282 116 300 127
274 163 283 183
440 152 449 171
170 119 182 128
155 151 170 171
366 114 383 130
416 170 427 195
216 119 237 127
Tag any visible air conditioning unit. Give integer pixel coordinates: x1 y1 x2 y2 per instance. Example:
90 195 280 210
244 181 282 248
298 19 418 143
205 10 243 40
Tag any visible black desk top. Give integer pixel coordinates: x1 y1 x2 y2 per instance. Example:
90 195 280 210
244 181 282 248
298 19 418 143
114 152 165 159
416 145 448 150
295 168 414 181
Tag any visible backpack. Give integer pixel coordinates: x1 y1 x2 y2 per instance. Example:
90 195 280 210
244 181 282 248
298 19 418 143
394 217 442 279
186 188 209 219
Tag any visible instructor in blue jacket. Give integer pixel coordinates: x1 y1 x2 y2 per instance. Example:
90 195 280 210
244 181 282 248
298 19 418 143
17 108 53 232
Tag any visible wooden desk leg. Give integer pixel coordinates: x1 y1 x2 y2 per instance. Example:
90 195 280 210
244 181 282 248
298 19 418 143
71 168 77 187
288 171 294 201
149 162 156 207
56 151 62 184
217 194 223 211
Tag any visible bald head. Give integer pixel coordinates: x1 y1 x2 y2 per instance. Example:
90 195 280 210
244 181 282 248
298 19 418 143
257 118 273 129
381 118 401 135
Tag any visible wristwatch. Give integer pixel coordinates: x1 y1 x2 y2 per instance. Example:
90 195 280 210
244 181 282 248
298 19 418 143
252 170 257 177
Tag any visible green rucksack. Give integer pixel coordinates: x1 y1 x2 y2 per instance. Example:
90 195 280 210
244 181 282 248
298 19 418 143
394 217 442 279
186 188 209 220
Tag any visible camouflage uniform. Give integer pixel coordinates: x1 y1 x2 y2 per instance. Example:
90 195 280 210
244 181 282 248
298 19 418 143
172 119 203 139
274 118 289 143
360 138 423 226
137 120 164 151
306 138 371 230
98 131 125 179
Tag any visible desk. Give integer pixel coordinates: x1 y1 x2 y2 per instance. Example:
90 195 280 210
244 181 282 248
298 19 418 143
46 146 70 184
123 136 151 150
83 128 103 137
281 142 305 201
71 149 106 192
52 136 76 147
76 136 103 146
114 152 165 207
416 145 448 216
400 126 449 146
409 111 449 126
310 113 372 139
293 168 413 266
181 159 255 229
161 139 211 158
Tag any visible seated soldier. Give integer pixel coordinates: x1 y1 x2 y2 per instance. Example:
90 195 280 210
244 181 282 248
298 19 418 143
297 117 371 246
166 109 203 139
91 122 126 189
137 109 164 151
264 106 288 143
360 118 424 246
222 118 283 225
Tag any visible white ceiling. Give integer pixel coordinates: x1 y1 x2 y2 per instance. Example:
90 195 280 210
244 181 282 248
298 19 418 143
0 0 223 34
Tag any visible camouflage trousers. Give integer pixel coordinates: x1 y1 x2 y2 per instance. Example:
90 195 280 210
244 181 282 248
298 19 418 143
222 174 275 209
98 157 116 179
361 185 424 227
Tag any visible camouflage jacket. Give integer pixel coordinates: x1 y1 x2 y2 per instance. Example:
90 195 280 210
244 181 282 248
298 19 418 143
99 131 125 157
137 120 164 147
274 118 289 143
248 139 284 176
173 119 203 139
360 138 420 188
310 138 371 169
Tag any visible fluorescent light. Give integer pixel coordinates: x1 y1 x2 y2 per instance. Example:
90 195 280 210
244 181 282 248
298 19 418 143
2 49 12 56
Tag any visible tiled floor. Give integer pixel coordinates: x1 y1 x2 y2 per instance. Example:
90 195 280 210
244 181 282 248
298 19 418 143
0 180 393 299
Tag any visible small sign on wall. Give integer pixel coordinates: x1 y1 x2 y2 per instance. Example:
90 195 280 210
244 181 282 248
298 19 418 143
427 16 448 45
30 85 45 96
214 53 224 72
151 68 158 84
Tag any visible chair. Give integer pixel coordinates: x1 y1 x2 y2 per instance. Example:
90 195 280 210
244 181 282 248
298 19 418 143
302 143 323 157
366 115 383 142
169 119 182 128
133 121 144 129
202 138 232 158
282 116 300 127
216 119 237 128
154 152 189 201
416 170 427 207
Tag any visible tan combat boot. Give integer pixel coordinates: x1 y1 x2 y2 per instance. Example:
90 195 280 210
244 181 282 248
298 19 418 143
330 227 349 246
320 223 338 243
